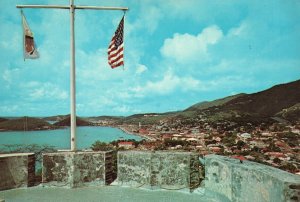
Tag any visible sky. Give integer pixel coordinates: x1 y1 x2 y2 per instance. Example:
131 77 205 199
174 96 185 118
0 0 300 117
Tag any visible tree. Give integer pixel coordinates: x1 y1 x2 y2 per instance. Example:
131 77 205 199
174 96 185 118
280 163 297 173
273 157 281 164
268 142 281 152
91 141 114 151
237 140 246 150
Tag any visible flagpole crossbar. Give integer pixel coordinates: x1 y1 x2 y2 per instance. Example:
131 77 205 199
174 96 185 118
16 5 129 11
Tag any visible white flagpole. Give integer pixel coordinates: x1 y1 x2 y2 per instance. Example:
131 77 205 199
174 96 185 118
70 0 76 151
16 2 128 152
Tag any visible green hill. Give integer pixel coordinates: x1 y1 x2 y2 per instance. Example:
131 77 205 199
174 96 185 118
0 117 8 123
54 116 92 126
184 93 245 112
222 80 300 117
43 115 69 122
120 79 300 124
276 103 300 122
0 117 55 131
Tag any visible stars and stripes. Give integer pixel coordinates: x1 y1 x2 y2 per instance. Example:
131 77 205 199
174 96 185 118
108 16 124 69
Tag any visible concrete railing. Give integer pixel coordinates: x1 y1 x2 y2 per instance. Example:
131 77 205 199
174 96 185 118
117 151 202 191
1 151 299 202
0 153 35 191
204 155 300 202
42 151 115 188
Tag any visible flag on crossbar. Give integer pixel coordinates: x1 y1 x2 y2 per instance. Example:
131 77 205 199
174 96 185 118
108 16 124 69
21 11 39 60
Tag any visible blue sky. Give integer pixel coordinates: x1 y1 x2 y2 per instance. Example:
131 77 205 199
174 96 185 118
0 0 300 117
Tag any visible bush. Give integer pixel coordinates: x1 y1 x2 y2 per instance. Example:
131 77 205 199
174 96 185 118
91 141 114 151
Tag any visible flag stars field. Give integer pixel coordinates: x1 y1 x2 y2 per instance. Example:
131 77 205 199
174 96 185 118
0 0 300 117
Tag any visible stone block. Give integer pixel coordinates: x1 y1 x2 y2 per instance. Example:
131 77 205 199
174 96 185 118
117 151 151 187
117 151 201 190
0 153 35 191
205 155 300 202
42 151 113 188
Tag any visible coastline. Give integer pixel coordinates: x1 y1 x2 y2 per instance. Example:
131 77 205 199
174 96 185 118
118 126 155 141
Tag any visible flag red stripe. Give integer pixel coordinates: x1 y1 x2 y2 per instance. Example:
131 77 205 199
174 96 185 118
108 47 124 60
108 43 123 54
109 54 123 65
111 61 124 68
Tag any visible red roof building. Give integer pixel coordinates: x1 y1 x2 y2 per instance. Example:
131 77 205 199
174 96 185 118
118 141 135 149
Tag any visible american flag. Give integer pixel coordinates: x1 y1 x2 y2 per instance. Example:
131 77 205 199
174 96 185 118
108 16 124 68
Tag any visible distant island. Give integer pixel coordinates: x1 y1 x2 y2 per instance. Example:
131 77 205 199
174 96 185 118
0 116 93 131
0 117 56 131
53 116 92 127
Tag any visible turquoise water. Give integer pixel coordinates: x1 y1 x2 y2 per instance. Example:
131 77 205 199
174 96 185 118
0 127 142 151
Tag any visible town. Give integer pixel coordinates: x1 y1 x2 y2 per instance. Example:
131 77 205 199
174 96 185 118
93 114 300 174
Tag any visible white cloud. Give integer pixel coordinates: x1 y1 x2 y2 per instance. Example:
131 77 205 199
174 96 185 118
24 82 68 101
0 105 19 113
128 4 163 34
130 70 202 96
228 21 248 37
135 64 148 74
160 25 223 64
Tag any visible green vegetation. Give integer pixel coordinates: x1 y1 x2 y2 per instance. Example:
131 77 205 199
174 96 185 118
276 103 300 122
184 93 245 111
91 139 145 151
222 133 237 147
279 162 297 173
54 116 92 126
0 117 8 122
0 117 55 131
91 141 114 151
110 139 145 147
164 139 190 147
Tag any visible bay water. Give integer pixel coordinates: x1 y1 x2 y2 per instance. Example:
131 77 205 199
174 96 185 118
0 126 143 151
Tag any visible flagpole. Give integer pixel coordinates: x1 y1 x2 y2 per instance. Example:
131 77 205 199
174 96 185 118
70 0 76 151
16 2 128 152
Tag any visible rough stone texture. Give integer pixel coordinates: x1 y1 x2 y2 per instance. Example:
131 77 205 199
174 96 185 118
117 151 201 190
0 153 35 191
118 151 151 187
205 155 300 202
42 151 113 188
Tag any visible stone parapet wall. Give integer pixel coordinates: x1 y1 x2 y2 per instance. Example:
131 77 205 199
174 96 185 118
0 153 35 191
42 151 113 188
205 155 300 202
117 151 202 191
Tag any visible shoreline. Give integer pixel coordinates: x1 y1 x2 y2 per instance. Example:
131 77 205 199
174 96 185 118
118 126 155 141
0 125 155 141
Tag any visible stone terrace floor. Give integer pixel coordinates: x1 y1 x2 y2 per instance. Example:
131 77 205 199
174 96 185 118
0 186 225 202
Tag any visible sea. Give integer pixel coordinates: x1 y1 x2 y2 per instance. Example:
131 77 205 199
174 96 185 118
0 126 143 151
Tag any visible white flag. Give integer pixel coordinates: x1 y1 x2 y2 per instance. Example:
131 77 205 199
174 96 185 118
21 11 39 59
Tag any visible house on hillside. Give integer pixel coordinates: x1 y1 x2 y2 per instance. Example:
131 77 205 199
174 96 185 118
118 141 135 149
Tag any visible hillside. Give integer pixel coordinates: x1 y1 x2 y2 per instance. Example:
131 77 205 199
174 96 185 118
120 113 168 125
0 117 8 123
43 115 69 122
87 116 123 120
120 79 300 124
276 103 300 122
184 93 245 112
0 117 55 131
221 80 300 117
54 116 92 126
